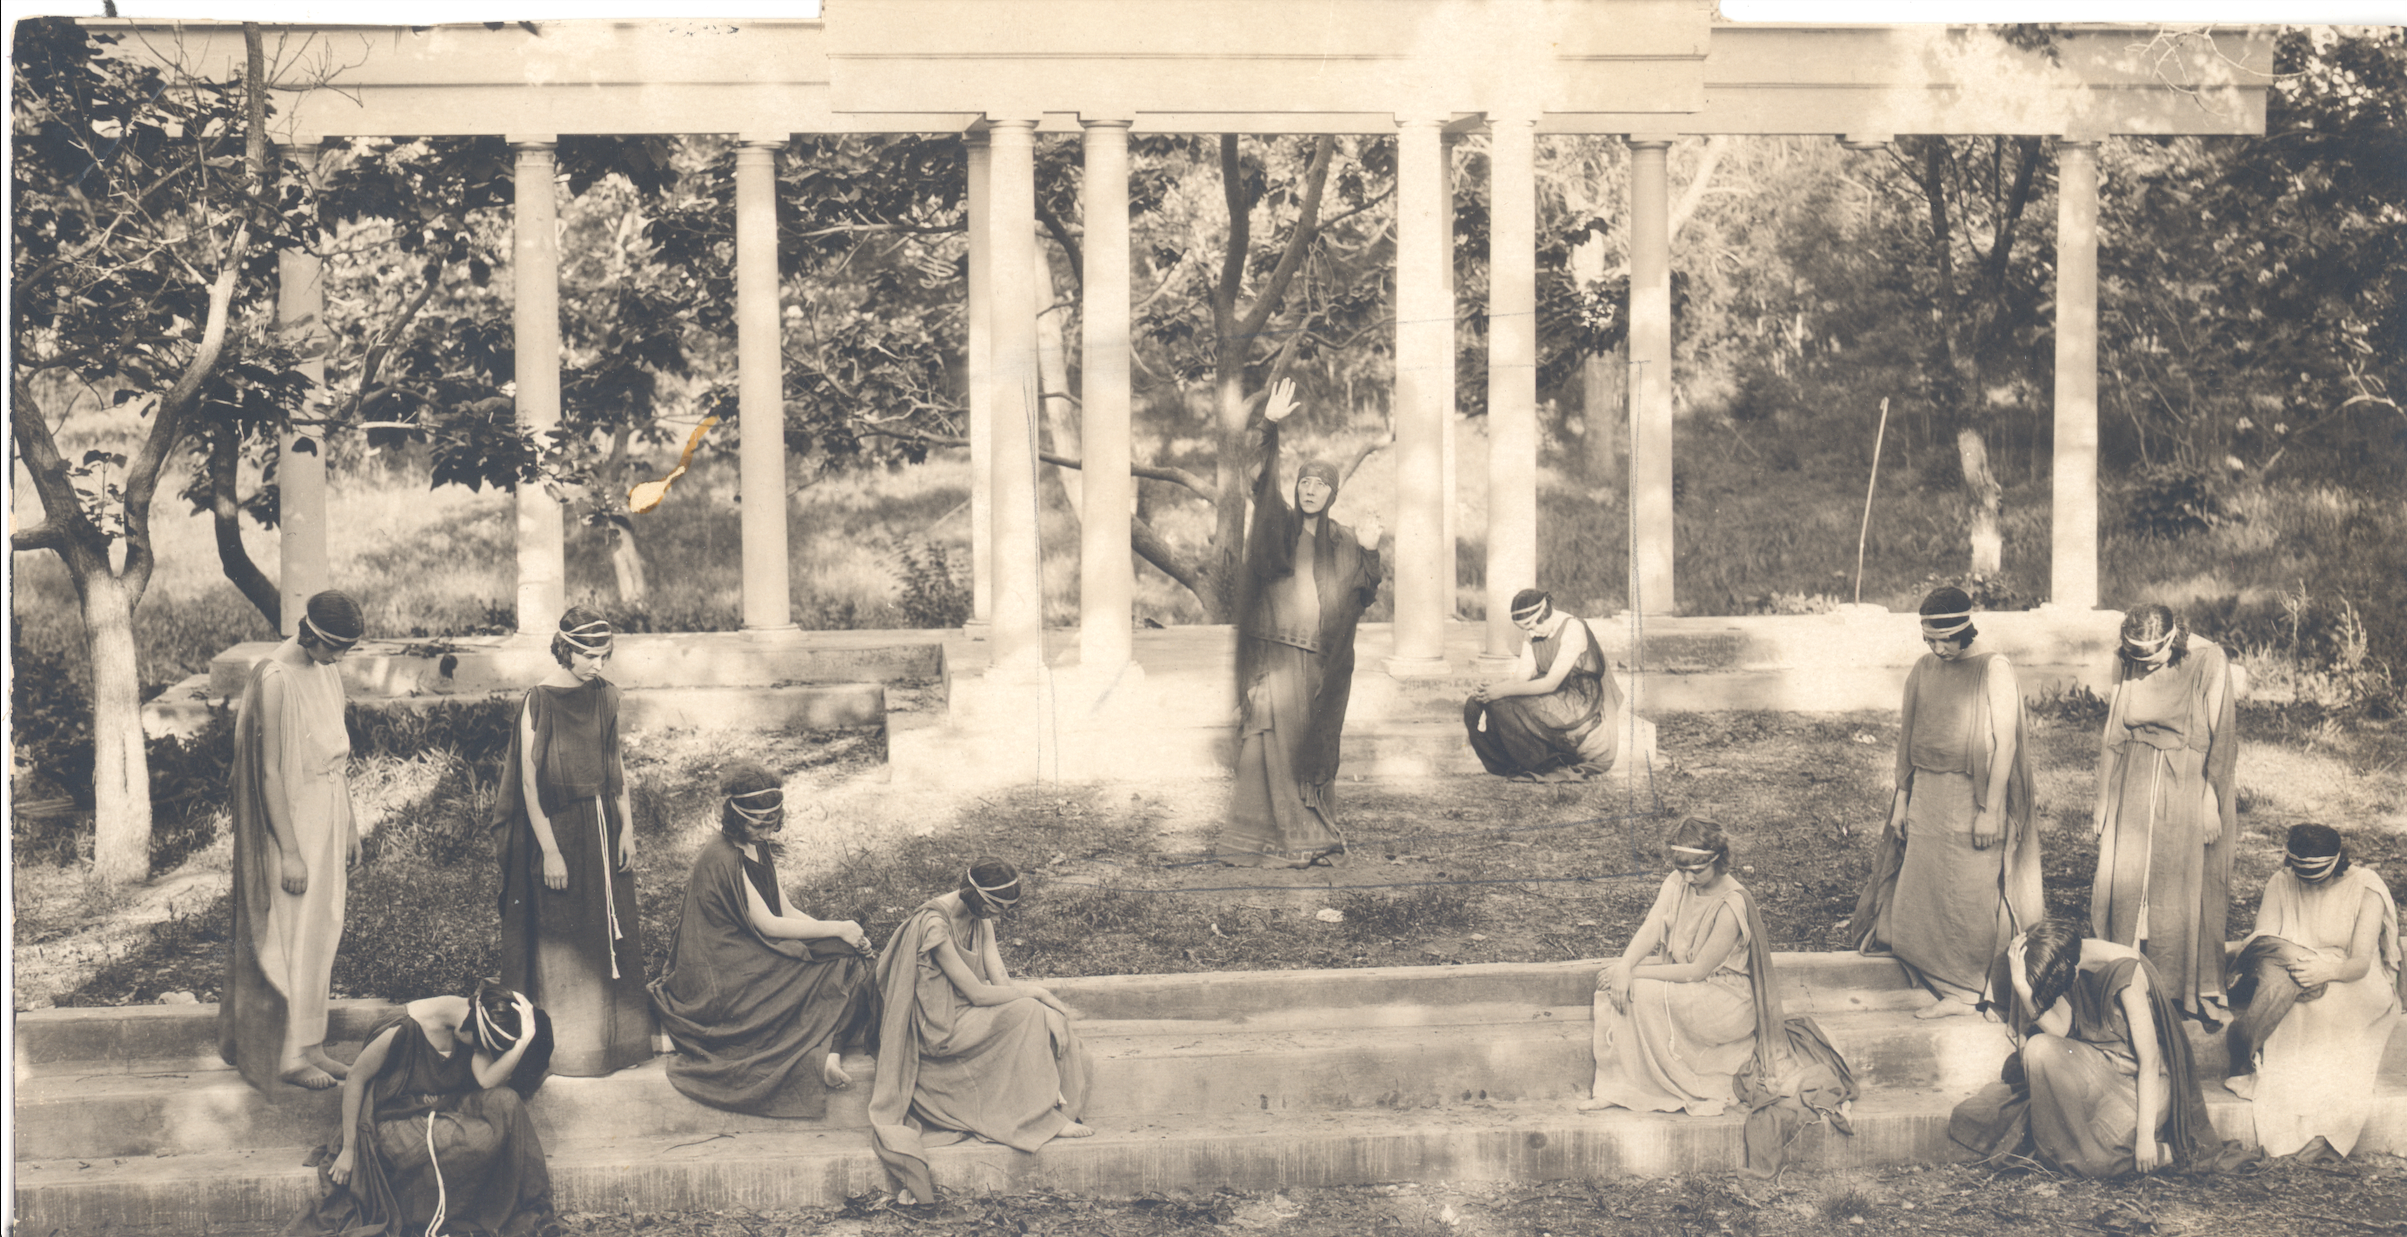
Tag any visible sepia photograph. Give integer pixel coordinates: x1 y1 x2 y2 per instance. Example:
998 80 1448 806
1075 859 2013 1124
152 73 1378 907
8 2 2404 1233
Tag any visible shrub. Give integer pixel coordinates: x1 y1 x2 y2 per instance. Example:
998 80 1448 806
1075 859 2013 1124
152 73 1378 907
347 698 518 772
1914 570 2031 612
331 853 501 1001
893 537 970 629
148 710 236 875
2123 463 2226 538
1338 888 1479 942
11 635 94 803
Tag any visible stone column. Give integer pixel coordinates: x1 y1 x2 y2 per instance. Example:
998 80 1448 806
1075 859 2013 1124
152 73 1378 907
1483 117 1539 661
1626 137 1676 617
1387 116 1451 676
1439 132 1460 619
2051 138 2102 611
275 140 330 637
985 119 1046 676
964 130 995 628
1079 119 1136 674
736 137 796 634
510 137 566 636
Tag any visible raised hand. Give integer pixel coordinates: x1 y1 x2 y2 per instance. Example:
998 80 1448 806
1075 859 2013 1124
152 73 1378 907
1263 377 1299 424
1354 517 1383 550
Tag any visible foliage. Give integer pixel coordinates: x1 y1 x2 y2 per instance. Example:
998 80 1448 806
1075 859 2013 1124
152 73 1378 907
2120 462 2227 538
10 634 96 804
145 711 235 875
1337 888 1480 943
330 854 501 1001
892 537 971 629
346 697 519 777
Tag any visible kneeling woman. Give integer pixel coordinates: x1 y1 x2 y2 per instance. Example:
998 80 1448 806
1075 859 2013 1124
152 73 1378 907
290 980 558 1237
650 764 882 1117
1583 818 1775 1117
1465 589 1622 783
2225 824 2404 1158
869 859 1093 1205
1950 919 2217 1177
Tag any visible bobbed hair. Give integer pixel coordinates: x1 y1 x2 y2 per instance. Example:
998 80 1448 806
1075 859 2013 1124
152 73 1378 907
1919 586 1978 648
1509 588 1551 619
2284 823 2351 883
550 604 613 668
296 590 365 649
960 855 1023 916
2118 603 2191 668
2019 917 2086 1023
1665 816 1731 875
718 762 784 842
462 978 554 1099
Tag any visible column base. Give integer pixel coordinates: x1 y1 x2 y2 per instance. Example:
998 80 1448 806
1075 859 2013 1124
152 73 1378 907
1473 653 1522 670
738 624 805 643
1381 655 1452 680
961 619 993 642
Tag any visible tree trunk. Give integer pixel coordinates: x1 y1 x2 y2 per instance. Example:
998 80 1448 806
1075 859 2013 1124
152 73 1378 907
208 427 281 629
1957 424 2003 576
1035 279 1082 521
83 573 153 883
604 425 648 602
1583 341 1627 485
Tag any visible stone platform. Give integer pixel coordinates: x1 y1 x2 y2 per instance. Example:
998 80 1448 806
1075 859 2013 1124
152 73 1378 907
17 953 2402 1231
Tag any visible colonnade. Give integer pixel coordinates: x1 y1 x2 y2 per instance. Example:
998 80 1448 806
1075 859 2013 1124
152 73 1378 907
267 123 2109 657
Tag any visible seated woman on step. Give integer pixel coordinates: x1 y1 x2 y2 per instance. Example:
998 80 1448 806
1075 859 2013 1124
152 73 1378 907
290 979 560 1237
1465 588 1623 783
2224 823 2403 1159
650 764 882 1117
1949 918 2221 1177
1582 817 1773 1117
869 858 1094 1205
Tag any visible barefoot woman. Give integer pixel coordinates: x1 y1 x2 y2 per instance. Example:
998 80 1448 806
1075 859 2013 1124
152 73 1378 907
220 589 365 1091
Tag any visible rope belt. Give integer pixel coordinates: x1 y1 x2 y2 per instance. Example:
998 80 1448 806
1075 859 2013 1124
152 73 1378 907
597 797 625 979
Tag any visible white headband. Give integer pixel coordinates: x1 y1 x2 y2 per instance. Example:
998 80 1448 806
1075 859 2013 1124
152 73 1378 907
473 992 521 1049
727 785 784 825
2123 627 2177 655
558 618 614 654
1919 610 1972 636
1511 599 1550 619
967 867 1022 909
2286 849 2341 877
300 613 360 649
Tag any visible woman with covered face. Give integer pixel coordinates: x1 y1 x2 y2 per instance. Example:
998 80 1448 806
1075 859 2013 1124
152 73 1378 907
222 589 367 1092
1221 377 1384 867
289 979 559 1237
869 858 1093 1205
1464 588 1622 782
1850 587 2040 1019
494 606 652 1076
2089 603 2240 1025
2224 824 2404 1158
1582 818 1776 1117
1949 918 2220 1177
650 764 882 1117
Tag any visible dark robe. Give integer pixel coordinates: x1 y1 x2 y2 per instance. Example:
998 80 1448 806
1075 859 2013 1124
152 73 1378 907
287 1011 557 1237
1464 615 1620 778
1222 421 1382 865
649 837 881 1117
868 897 1091 1203
493 679 651 1076
1950 952 2223 1177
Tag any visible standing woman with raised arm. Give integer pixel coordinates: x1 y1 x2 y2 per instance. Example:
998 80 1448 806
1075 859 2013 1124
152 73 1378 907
1220 377 1384 868
494 606 652 1076
221 589 366 1092
2090 603 2240 1025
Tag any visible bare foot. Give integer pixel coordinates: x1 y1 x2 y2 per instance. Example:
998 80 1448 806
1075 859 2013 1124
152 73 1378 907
894 1189 920 1207
1914 996 1976 1020
1057 1122 1096 1138
1575 1097 1618 1112
821 1053 852 1089
304 1045 351 1080
279 1064 339 1090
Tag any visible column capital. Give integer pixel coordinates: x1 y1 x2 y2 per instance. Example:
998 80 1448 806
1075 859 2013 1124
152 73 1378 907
504 134 559 150
1077 116 1134 130
274 134 328 154
2054 134 2104 152
1483 111 1541 130
1625 134 1680 150
1394 115 1450 130
737 133 791 149
1839 133 1893 152
982 116 1039 131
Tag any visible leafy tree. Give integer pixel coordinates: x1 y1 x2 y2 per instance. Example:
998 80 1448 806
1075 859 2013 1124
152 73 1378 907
11 19 301 881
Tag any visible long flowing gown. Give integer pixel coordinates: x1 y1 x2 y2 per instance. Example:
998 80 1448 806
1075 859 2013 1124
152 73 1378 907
649 836 881 1117
220 640 353 1091
1950 953 2218 1177
2228 865 2404 1156
1858 650 2041 1002
2091 639 2239 1021
494 679 651 1076
868 897 1092 1203
1590 874 1763 1117
286 1012 557 1237
1222 421 1381 865
1464 616 1622 778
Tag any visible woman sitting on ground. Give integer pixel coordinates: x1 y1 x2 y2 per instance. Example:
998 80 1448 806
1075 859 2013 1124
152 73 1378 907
1465 588 1623 783
2225 823 2404 1159
1583 817 1773 1117
869 858 1093 1205
1949 918 2218 1178
650 764 882 1117
290 980 559 1237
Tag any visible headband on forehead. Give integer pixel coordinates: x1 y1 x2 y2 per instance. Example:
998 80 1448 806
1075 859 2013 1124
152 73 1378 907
1668 844 1719 856
2122 626 2177 655
965 866 1022 910
1919 610 1973 636
1511 598 1550 619
2285 848 2342 876
299 613 360 650
728 785 784 825
473 990 521 1049
558 617 615 655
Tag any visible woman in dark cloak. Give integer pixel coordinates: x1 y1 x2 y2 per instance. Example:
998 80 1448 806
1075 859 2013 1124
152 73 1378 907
289 979 559 1237
650 764 881 1117
1949 918 2224 1177
493 607 652 1076
1465 588 1621 781
1219 378 1383 867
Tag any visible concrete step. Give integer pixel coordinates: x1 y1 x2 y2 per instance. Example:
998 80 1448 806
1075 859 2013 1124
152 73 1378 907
21 1081 2366 1235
